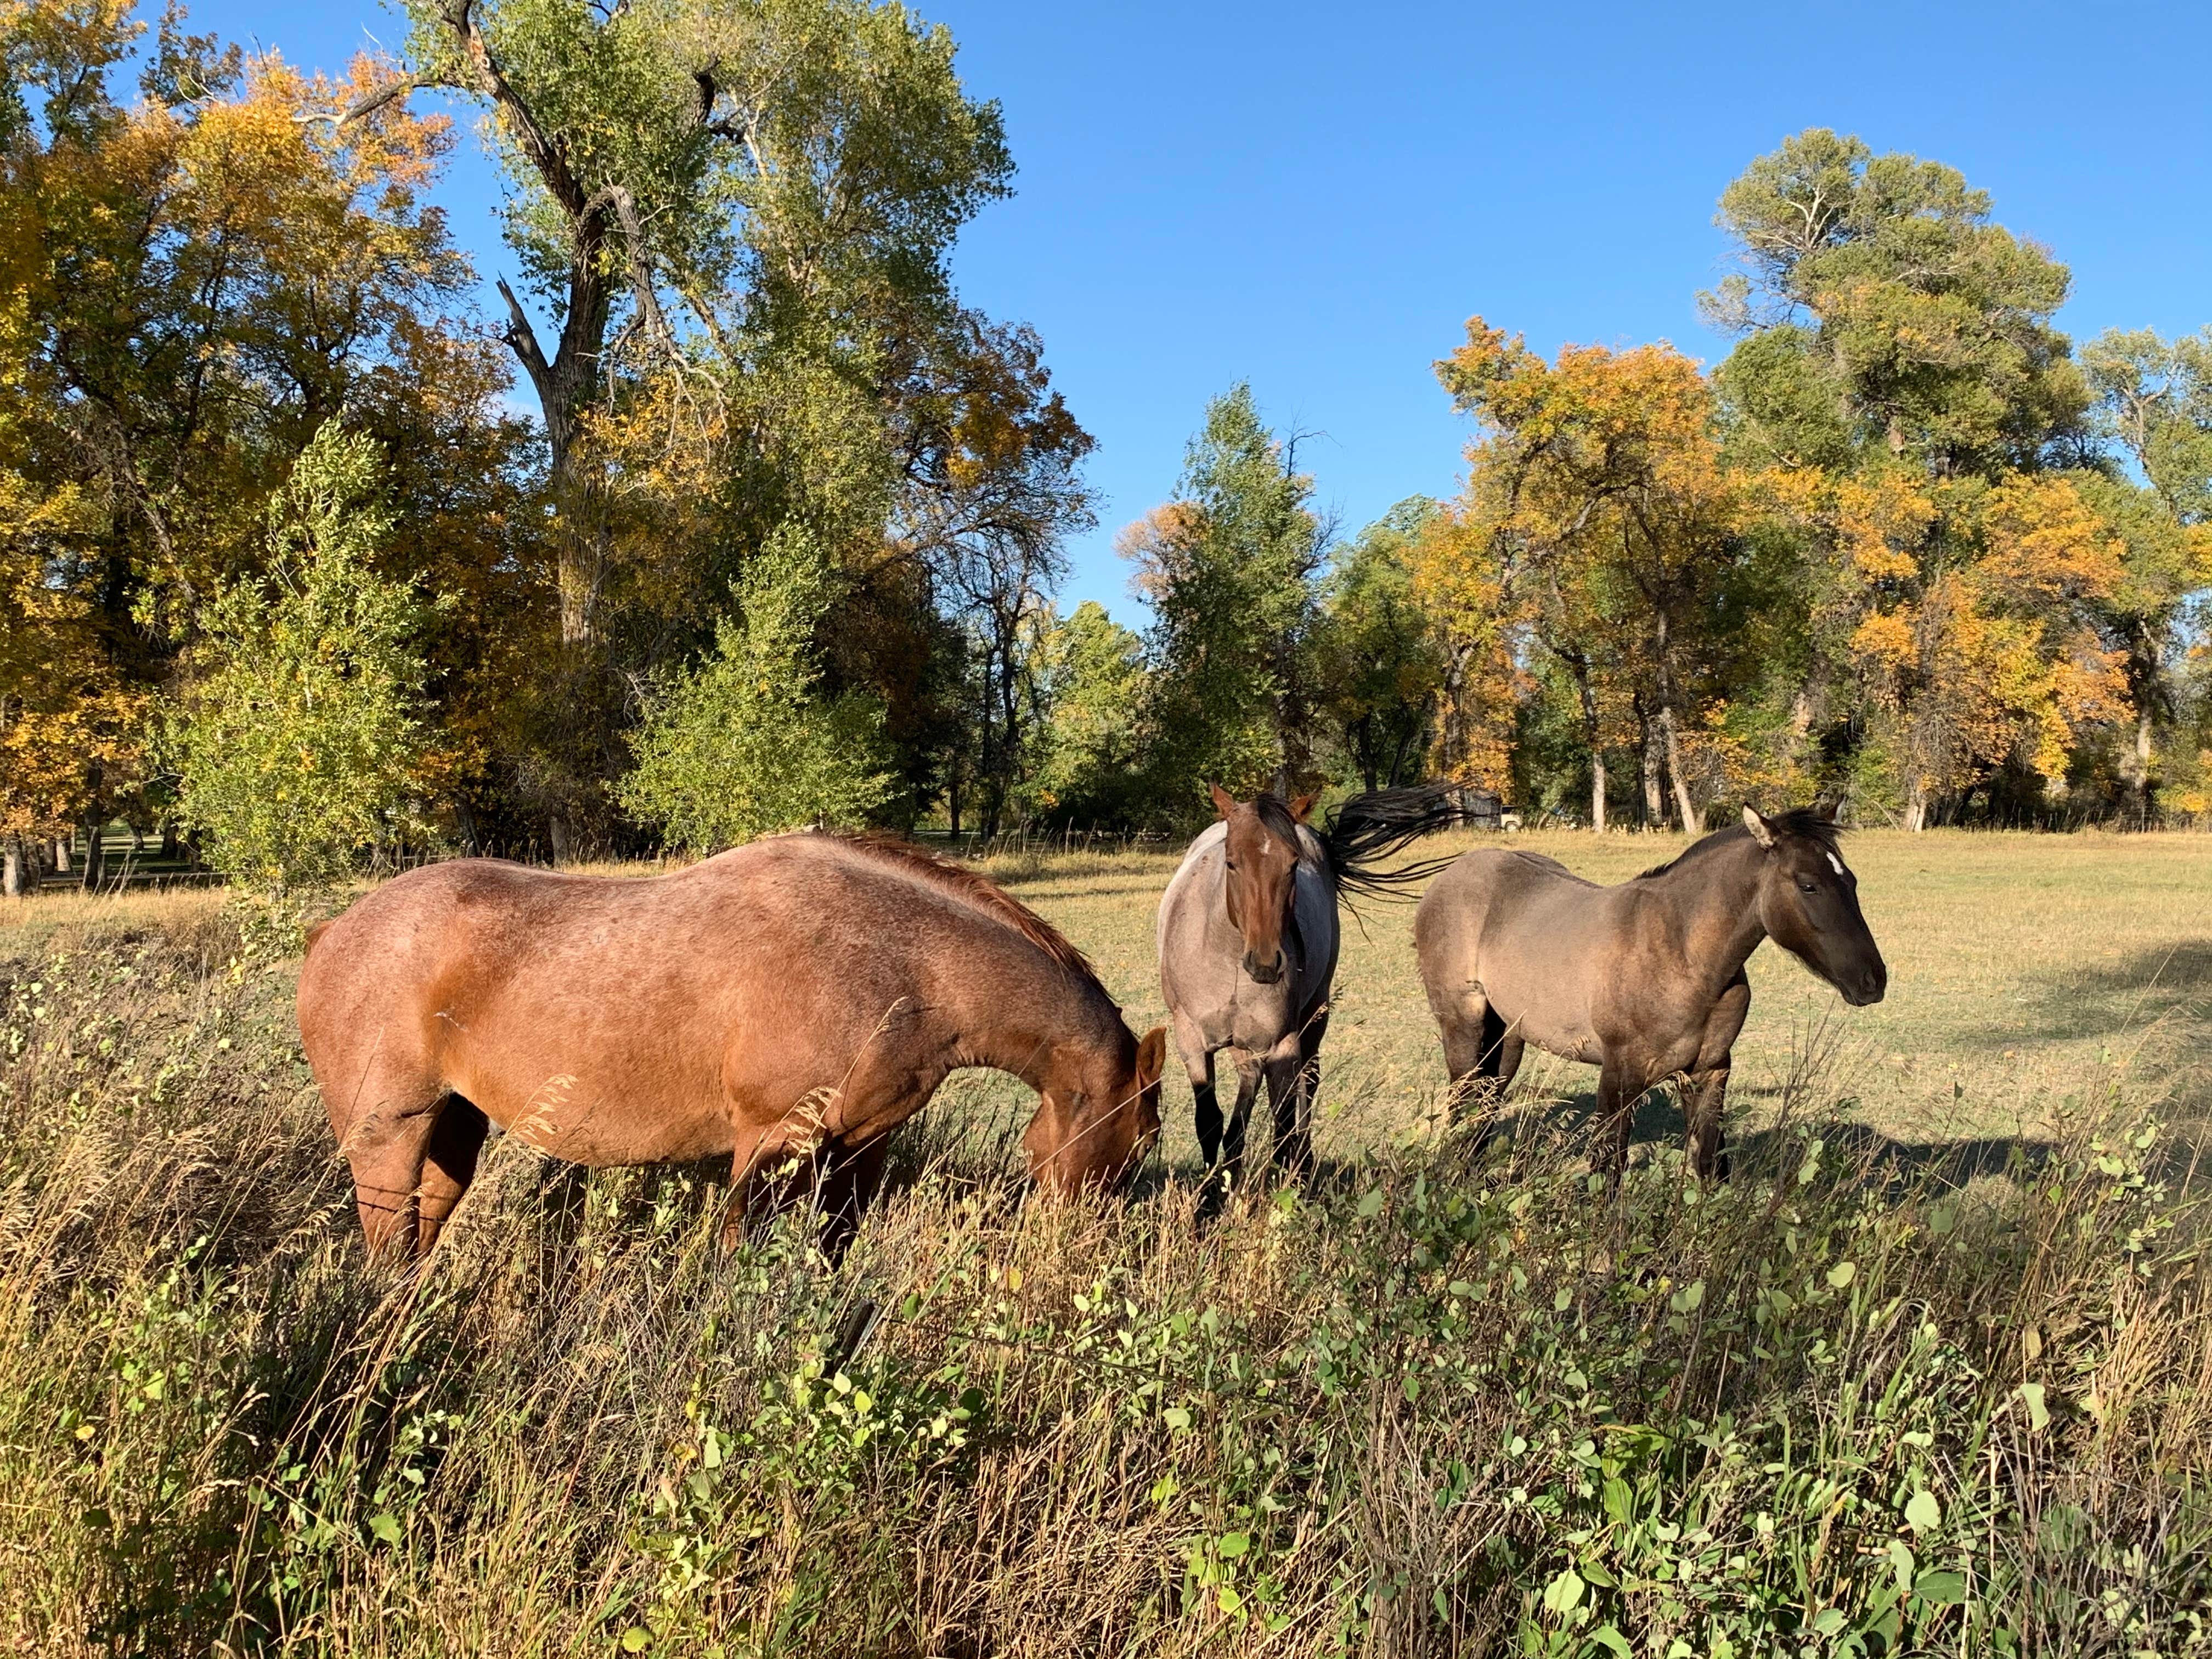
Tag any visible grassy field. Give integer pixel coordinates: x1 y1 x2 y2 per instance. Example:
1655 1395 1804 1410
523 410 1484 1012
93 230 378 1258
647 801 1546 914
0 829 2207 1656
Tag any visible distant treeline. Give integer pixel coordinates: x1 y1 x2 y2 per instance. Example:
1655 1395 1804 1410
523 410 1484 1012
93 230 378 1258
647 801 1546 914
4 4 2207 898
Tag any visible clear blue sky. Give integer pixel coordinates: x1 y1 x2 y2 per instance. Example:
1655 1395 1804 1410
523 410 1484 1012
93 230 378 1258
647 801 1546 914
185 0 2212 621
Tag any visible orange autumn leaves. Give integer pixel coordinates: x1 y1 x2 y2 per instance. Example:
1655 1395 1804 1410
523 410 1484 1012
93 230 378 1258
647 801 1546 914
1409 315 2147 815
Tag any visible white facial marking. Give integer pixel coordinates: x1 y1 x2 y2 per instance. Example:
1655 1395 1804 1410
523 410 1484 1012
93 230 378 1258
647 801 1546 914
1825 851 1843 876
1259 834 1274 856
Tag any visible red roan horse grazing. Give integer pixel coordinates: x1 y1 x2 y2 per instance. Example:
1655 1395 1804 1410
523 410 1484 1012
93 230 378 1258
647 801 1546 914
297 833 1166 1260
1414 805 1886 1181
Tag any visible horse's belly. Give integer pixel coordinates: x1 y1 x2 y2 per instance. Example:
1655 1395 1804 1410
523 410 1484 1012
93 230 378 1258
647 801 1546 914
452 1042 734 1167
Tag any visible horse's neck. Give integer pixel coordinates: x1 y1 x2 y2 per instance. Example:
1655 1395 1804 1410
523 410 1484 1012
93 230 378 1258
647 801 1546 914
955 964 1121 1091
1645 836 1767 988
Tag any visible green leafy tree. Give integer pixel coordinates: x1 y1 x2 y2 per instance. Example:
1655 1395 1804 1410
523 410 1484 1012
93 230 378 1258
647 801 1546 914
1310 499 1448 792
619 527 891 850
1124 385 1325 806
1028 600 1152 827
1706 127 2088 481
169 425 437 896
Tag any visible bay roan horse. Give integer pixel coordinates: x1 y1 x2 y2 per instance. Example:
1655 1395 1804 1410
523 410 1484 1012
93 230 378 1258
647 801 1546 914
297 832 1167 1260
1159 784 1462 1194
1413 805 1887 1180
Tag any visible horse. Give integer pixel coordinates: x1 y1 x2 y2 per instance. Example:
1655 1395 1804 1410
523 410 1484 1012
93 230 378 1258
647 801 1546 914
1158 783 1462 1197
1413 804 1886 1182
296 832 1167 1261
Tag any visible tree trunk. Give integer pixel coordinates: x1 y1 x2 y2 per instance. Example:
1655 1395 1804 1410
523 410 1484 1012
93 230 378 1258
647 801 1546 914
1904 776 1929 833
3 839 22 899
79 815 105 890
548 816 572 865
1570 656 1604 833
1637 704 1664 828
1656 704 1703 836
53 835 70 875
161 820 179 860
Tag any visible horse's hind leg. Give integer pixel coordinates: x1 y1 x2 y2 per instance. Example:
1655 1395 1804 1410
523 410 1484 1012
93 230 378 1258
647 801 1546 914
415 1096 489 1253
1267 1011 1327 1182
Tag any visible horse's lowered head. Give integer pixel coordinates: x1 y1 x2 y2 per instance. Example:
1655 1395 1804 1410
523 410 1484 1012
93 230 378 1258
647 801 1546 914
1209 783 1316 985
1023 1023 1169 1197
1742 804 1888 1006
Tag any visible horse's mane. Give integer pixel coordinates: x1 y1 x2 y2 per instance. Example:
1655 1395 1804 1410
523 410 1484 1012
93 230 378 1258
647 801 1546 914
823 832 1104 987
1636 808 1844 881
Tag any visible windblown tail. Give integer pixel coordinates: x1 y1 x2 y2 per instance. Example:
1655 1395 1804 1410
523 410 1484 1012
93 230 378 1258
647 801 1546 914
1320 782 1468 902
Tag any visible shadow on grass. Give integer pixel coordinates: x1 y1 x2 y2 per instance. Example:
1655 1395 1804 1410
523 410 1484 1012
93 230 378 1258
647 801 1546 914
1962 940 2212 1048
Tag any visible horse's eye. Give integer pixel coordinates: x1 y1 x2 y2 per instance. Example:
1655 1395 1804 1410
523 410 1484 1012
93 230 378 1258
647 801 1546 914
1798 881 1819 895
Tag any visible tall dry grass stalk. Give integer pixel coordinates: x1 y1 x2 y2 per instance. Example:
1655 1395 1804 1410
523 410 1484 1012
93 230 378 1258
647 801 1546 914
1 905 2205 1656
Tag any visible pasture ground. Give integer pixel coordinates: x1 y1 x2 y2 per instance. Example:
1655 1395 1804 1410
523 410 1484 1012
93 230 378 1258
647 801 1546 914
0 829 2206 1656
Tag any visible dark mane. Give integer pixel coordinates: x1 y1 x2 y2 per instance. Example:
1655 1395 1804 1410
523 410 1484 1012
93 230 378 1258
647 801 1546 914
1248 784 1464 904
824 832 1104 987
1636 808 1844 881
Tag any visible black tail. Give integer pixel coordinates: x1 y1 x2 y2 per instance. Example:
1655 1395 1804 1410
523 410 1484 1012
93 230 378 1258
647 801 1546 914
1320 783 1468 904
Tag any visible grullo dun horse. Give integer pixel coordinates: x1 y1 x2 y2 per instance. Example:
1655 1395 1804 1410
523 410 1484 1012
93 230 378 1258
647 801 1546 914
298 833 1167 1261
1414 805 1886 1181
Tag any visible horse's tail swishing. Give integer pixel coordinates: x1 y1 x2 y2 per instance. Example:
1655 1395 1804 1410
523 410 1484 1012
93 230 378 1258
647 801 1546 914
1319 783 1468 903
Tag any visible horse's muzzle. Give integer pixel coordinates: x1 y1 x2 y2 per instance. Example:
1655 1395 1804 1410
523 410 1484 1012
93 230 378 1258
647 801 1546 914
1842 967 1887 1006
1243 951 1284 985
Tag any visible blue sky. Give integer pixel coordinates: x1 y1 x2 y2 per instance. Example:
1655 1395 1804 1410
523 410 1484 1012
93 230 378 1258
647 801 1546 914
185 0 2211 620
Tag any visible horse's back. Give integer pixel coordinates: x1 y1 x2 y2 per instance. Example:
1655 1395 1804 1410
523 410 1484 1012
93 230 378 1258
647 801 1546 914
296 837 1005 1161
1414 848 1621 1059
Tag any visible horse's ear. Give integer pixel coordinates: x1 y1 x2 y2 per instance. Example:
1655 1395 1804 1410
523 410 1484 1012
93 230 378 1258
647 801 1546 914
1810 794 1841 823
1741 805 1776 849
1208 783 1237 820
1288 793 1318 823
1135 1025 1168 1085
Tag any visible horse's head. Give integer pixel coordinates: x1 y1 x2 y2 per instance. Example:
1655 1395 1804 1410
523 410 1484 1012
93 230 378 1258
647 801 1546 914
1745 804 1887 1006
1210 783 1315 986
1024 1024 1168 1197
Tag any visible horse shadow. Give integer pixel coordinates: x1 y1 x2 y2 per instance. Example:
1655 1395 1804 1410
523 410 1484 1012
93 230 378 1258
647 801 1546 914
1477 1085 2061 1195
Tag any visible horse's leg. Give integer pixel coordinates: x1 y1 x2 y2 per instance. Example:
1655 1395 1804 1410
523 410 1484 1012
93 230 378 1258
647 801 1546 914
1201 1057 1264 1211
1269 1010 1327 1181
1177 1013 1224 1169
1684 1059 1733 1182
415 1096 490 1254
331 1062 450 1260
1595 1055 1641 1194
816 1136 890 1263
1686 973 1750 1182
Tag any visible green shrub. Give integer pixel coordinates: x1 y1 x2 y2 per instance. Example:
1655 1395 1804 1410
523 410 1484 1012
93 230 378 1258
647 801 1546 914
619 527 893 851
166 424 438 898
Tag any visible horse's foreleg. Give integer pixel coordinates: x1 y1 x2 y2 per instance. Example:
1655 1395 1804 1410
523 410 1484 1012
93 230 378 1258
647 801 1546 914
1684 1060 1732 1182
1175 1014 1223 1169
334 1075 448 1261
1595 1057 1639 1193
1262 1051 1309 1184
1200 1058 1264 1212
416 1096 489 1253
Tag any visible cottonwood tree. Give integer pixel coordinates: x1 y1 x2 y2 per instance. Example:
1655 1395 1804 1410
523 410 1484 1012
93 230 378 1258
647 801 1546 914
1432 322 1758 832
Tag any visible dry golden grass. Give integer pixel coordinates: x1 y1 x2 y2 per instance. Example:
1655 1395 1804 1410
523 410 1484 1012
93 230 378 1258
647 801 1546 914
1 831 2205 1656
